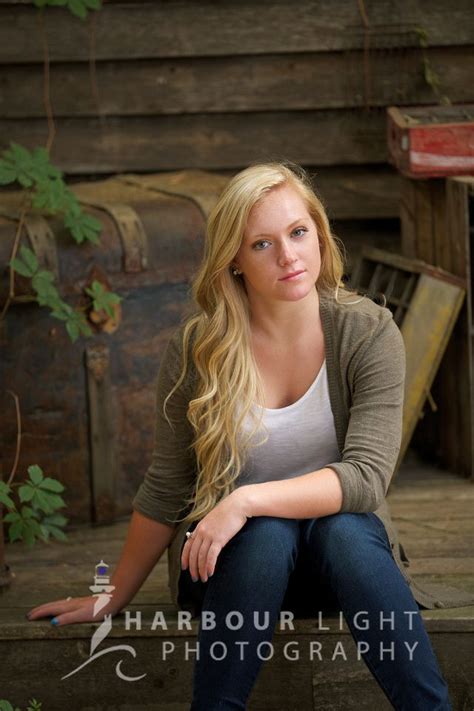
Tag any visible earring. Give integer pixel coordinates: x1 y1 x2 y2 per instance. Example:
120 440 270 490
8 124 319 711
231 266 242 276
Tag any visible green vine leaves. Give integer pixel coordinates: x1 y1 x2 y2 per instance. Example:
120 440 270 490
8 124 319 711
34 0 102 21
0 143 101 245
0 465 68 547
0 143 122 343
0 699 42 711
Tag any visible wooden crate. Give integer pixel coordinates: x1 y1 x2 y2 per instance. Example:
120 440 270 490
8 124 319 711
348 247 465 480
387 105 474 179
400 176 474 478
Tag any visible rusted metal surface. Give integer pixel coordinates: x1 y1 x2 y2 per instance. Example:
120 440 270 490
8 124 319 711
1 172 227 523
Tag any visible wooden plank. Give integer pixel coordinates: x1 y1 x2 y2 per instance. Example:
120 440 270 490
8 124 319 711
442 178 473 479
85 344 117 524
400 177 474 479
400 274 465 465
1 46 473 118
0 110 388 173
400 178 417 257
0 164 402 221
415 181 435 264
0 0 473 63
0 630 471 709
309 166 400 220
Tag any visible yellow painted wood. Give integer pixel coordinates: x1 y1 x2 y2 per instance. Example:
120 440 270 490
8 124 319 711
398 274 465 468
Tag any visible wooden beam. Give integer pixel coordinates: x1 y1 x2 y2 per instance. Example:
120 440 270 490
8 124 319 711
1 47 471 119
0 0 473 63
0 109 389 172
0 164 402 221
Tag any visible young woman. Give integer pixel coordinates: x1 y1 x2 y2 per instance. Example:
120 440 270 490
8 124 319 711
27 162 452 710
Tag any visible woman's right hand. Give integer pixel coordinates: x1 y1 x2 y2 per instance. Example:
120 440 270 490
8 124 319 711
26 595 120 627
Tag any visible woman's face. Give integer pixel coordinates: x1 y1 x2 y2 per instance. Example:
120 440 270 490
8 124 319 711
233 183 321 306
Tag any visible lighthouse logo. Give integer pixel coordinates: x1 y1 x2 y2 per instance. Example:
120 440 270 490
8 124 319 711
61 560 146 682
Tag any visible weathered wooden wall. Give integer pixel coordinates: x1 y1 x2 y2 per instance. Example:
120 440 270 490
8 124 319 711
0 0 473 220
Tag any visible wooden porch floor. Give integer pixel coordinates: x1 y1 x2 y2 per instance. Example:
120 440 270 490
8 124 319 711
1 451 473 710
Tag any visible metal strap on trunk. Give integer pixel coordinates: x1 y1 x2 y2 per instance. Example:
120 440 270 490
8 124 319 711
0 209 59 280
116 171 231 222
80 200 148 273
116 175 208 222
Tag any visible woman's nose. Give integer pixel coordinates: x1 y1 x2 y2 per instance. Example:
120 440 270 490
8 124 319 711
278 243 298 266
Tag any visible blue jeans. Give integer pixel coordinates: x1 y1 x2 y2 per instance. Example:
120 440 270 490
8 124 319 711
178 513 452 710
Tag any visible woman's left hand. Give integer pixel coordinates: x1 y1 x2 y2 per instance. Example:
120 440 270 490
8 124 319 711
181 488 251 583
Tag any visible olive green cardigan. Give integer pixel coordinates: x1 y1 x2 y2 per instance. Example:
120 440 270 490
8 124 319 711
132 290 474 612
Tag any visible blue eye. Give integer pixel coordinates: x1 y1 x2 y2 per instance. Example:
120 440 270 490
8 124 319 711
253 240 271 250
293 227 308 237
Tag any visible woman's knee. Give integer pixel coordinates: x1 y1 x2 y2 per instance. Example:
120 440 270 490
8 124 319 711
222 516 299 575
304 512 389 573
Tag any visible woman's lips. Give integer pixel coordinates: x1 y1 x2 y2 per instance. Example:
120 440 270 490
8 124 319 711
279 270 305 281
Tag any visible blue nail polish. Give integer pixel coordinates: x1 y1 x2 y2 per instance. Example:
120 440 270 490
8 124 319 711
51 617 59 626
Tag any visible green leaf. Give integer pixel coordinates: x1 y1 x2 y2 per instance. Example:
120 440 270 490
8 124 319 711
23 524 35 547
43 512 68 527
68 0 87 19
78 318 93 337
18 484 35 503
20 246 39 274
30 489 54 514
3 512 20 524
39 477 64 493
0 162 17 185
25 517 42 537
50 309 70 322
8 521 23 543
0 700 15 711
0 481 15 510
39 523 50 542
66 318 80 342
10 246 39 278
9 257 33 278
28 464 44 485
21 506 38 519
84 0 101 8
64 210 101 245
40 491 66 511
45 524 68 542
32 270 55 287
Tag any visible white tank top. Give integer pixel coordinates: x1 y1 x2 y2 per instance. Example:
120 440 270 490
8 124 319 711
235 359 340 486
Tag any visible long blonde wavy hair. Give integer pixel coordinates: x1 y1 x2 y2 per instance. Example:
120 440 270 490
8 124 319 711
164 161 358 525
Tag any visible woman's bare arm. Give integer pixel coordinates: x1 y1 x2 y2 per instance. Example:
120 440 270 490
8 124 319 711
26 510 175 626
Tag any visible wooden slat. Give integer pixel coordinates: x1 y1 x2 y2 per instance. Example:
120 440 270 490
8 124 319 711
400 275 465 465
400 178 417 257
415 181 435 264
85 344 117 524
1 46 473 118
0 109 388 173
0 0 473 63
0 164 402 221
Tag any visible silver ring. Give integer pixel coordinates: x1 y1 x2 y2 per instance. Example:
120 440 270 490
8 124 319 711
185 531 194 539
